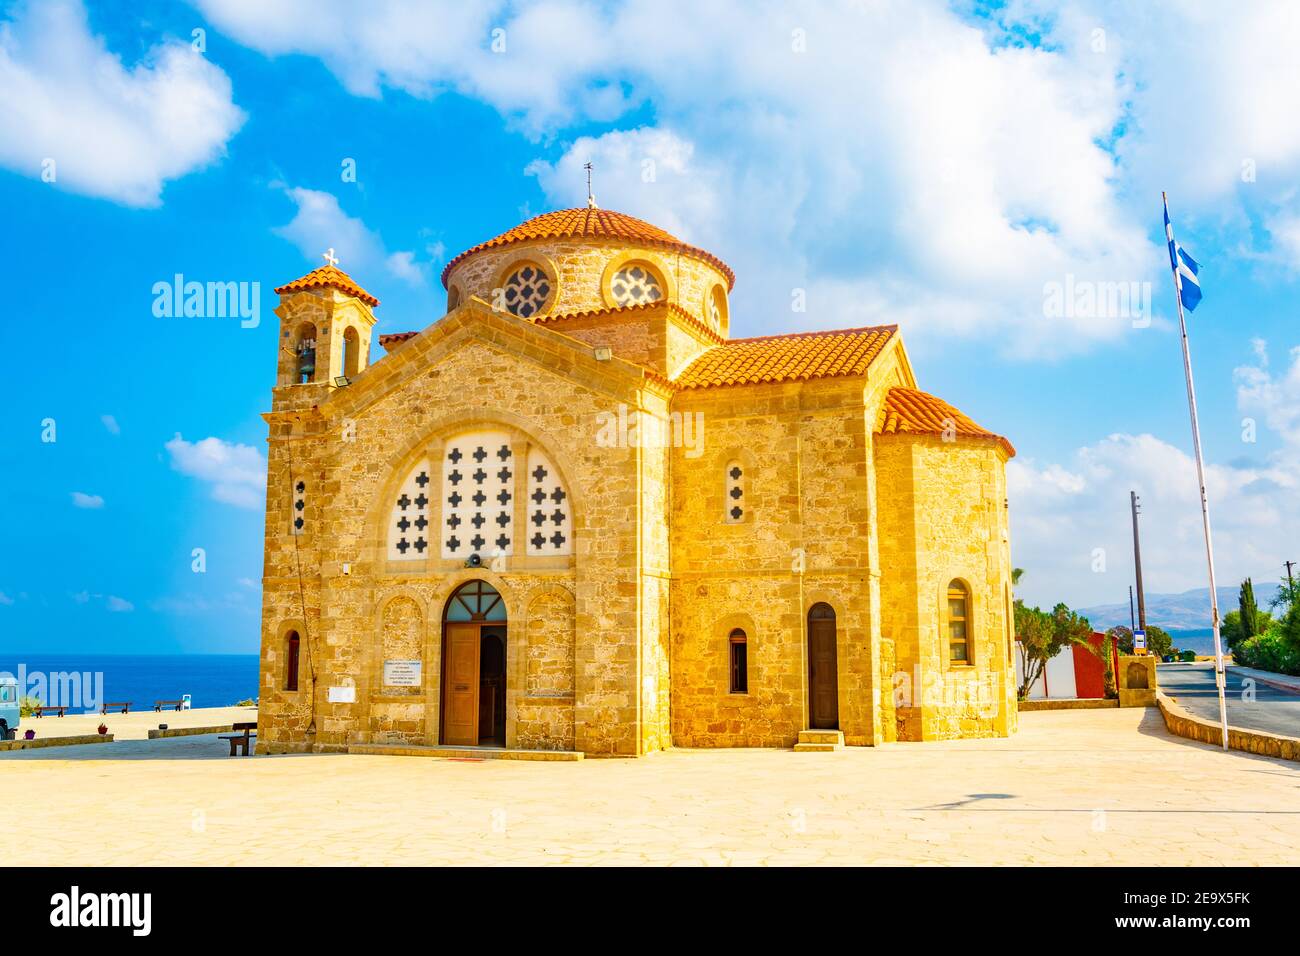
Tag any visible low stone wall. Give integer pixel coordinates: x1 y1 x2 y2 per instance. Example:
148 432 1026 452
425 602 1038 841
147 724 237 739
0 733 114 751
1157 692 1300 762
1018 698 1118 711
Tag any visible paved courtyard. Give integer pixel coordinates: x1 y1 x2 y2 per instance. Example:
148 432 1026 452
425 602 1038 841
3 707 1297 866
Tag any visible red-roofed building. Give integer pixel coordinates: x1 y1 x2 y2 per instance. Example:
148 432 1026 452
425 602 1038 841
260 203 1018 757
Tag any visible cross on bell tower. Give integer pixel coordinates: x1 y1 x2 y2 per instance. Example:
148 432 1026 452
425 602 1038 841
322 248 339 268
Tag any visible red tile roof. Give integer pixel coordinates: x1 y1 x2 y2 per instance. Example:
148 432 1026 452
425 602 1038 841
377 331 418 352
441 207 735 290
275 265 379 307
875 387 1015 456
674 325 897 389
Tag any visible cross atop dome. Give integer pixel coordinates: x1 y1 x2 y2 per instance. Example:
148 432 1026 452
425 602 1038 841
322 247 339 267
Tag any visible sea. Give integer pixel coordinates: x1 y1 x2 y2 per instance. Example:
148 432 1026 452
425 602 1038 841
0 654 260 714
1165 629 1216 655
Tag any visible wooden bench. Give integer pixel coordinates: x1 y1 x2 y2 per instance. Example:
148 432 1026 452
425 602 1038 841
154 699 184 712
33 705 67 718
218 722 257 757
100 701 132 715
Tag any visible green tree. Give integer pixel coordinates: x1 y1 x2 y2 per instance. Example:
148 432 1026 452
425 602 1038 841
1144 624 1173 659
1221 610 1243 653
1106 625 1135 655
1015 601 1092 699
1240 578 1260 640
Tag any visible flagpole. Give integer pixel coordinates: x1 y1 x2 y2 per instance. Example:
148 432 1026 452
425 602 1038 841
1163 191 1228 750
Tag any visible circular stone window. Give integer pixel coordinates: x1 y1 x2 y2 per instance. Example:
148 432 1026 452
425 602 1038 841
502 263 552 318
610 262 664 307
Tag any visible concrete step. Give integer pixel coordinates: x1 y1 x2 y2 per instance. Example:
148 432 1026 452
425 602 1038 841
795 729 844 751
797 729 844 745
348 743 583 761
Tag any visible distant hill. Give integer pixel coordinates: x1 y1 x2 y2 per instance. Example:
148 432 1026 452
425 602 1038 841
1077 583 1283 631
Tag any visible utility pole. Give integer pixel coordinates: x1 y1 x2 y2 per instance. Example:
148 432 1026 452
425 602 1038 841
1129 585 1136 632
1131 491 1147 638
1286 560 1296 591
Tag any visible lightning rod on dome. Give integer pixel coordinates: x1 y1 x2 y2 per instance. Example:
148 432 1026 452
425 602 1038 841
584 161 598 209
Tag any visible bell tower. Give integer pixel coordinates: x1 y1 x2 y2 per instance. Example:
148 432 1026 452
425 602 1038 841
272 250 379 388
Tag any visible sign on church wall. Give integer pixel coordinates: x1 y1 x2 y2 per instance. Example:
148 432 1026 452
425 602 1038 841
383 660 423 687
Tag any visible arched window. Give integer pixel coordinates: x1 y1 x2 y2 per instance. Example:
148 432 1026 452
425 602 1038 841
447 285 461 311
285 631 301 691
444 580 506 622
1005 584 1014 664
947 580 971 664
387 459 432 561
610 261 664 307
707 285 728 333
729 628 748 693
294 323 317 384
343 326 361 379
501 263 552 318
291 479 306 536
525 445 572 556
724 460 744 523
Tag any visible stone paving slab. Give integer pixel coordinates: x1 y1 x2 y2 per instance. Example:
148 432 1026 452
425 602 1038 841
2 707 1297 866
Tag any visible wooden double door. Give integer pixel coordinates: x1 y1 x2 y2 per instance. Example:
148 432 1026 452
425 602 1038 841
441 623 506 746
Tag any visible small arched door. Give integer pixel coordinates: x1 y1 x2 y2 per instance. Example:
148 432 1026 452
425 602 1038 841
441 580 507 746
808 603 839 729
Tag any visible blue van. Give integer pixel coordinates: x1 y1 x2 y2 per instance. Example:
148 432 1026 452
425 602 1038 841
0 677 18 739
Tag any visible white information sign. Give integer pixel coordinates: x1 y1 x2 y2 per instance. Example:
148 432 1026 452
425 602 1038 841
383 660 423 687
327 685 356 704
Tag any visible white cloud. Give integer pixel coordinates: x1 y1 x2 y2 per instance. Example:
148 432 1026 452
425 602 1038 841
274 186 428 286
70 590 134 613
0 0 245 206
71 491 104 509
1010 340 1300 608
101 414 120 435
164 433 266 509
197 0 1300 354
150 591 251 616
1009 433 1295 609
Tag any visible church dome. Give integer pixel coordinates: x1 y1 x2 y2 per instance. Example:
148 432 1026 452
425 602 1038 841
441 207 734 291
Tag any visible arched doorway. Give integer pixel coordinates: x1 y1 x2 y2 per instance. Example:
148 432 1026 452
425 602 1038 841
808 602 839 729
441 580 507 746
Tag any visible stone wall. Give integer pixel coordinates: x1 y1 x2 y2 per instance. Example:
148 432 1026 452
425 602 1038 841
259 303 668 756
874 432 1016 740
668 376 882 747
443 237 732 337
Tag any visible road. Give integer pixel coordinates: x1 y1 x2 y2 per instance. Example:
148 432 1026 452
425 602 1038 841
1157 662 1300 738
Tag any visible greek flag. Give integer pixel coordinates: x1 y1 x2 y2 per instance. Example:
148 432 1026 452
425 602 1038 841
1164 197 1202 312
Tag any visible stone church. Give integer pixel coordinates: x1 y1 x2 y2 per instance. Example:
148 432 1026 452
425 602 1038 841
257 203 1018 757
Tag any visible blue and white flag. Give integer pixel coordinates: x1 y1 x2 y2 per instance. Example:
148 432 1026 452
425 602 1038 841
1164 197 1202 312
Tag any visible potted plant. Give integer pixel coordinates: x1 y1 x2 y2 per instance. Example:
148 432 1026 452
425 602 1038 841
97 723 108 735
24 729 35 740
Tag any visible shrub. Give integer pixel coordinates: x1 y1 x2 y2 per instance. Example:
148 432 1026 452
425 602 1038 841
18 695 41 717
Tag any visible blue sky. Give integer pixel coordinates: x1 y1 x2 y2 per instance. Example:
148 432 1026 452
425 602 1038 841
3 0 1300 652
